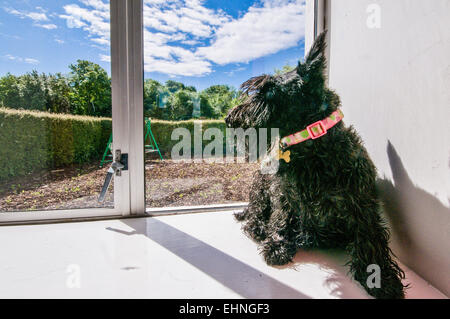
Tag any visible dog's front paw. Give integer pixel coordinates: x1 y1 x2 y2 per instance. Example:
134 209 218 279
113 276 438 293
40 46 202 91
242 219 267 243
234 210 248 221
261 239 296 266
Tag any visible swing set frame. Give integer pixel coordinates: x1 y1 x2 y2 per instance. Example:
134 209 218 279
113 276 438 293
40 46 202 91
100 117 163 168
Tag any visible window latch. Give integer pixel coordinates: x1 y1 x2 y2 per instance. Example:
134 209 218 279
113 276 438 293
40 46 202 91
98 150 128 203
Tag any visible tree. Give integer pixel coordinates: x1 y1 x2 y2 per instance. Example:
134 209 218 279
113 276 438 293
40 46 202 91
0 71 47 111
0 59 245 120
200 85 240 119
274 64 296 75
46 73 72 114
199 94 218 119
166 90 195 121
0 72 71 113
165 80 185 94
0 71 72 113
144 79 167 119
17 71 47 111
0 73 21 109
68 60 111 117
185 85 197 93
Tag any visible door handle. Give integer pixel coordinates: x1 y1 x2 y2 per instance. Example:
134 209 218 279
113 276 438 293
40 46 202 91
98 150 128 203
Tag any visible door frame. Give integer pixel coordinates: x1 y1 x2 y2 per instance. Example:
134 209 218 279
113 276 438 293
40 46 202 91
111 0 146 217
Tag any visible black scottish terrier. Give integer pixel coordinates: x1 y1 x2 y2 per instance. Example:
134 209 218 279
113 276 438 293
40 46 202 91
225 32 406 299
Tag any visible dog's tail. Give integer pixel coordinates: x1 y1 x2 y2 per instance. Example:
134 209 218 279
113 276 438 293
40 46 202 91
345 207 407 299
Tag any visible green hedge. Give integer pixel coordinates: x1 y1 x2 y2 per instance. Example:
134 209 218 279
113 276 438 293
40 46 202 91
0 108 230 180
0 108 112 180
150 119 227 155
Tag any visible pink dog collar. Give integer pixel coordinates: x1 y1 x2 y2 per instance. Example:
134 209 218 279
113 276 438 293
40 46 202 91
280 109 344 149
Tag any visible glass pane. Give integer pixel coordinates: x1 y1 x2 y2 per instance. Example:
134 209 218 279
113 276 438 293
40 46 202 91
143 0 305 208
0 0 114 212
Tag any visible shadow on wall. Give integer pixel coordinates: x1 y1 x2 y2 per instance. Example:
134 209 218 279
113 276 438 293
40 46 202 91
377 141 450 297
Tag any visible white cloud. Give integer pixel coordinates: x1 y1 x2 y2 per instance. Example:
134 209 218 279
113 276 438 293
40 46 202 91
4 54 16 61
80 0 109 11
59 13 86 28
4 6 60 30
181 39 201 46
143 37 213 76
3 54 40 65
99 54 111 63
92 38 109 46
141 0 228 76
60 3 110 46
197 0 306 65
35 23 58 30
58 0 305 77
24 58 40 65
225 66 247 77
143 0 230 37
4 7 49 21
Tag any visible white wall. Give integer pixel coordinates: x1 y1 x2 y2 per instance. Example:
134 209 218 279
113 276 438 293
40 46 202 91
307 0 450 296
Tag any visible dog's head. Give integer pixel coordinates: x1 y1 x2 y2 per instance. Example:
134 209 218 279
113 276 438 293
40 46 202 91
225 31 340 136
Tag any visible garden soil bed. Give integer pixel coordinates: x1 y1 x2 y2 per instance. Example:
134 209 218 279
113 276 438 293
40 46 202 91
0 160 258 212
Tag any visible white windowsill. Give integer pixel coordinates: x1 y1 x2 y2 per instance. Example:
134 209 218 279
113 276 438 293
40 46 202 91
0 211 446 299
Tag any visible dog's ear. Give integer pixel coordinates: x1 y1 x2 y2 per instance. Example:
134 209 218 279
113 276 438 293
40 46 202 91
241 74 271 95
298 30 328 79
305 30 327 67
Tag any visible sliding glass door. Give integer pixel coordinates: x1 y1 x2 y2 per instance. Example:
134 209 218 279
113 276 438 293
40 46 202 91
142 0 306 212
0 0 145 223
0 0 308 221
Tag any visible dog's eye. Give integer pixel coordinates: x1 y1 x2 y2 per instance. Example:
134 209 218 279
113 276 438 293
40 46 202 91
265 90 275 100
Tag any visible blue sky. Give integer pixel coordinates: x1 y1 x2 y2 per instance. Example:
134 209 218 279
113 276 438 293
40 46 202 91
0 0 306 91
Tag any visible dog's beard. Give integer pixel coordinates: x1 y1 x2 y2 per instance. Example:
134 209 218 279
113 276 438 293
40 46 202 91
260 135 280 175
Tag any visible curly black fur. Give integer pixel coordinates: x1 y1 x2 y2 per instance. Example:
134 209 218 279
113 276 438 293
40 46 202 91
226 31 406 299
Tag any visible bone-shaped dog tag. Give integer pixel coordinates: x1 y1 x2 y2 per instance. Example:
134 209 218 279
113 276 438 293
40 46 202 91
277 150 291 163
